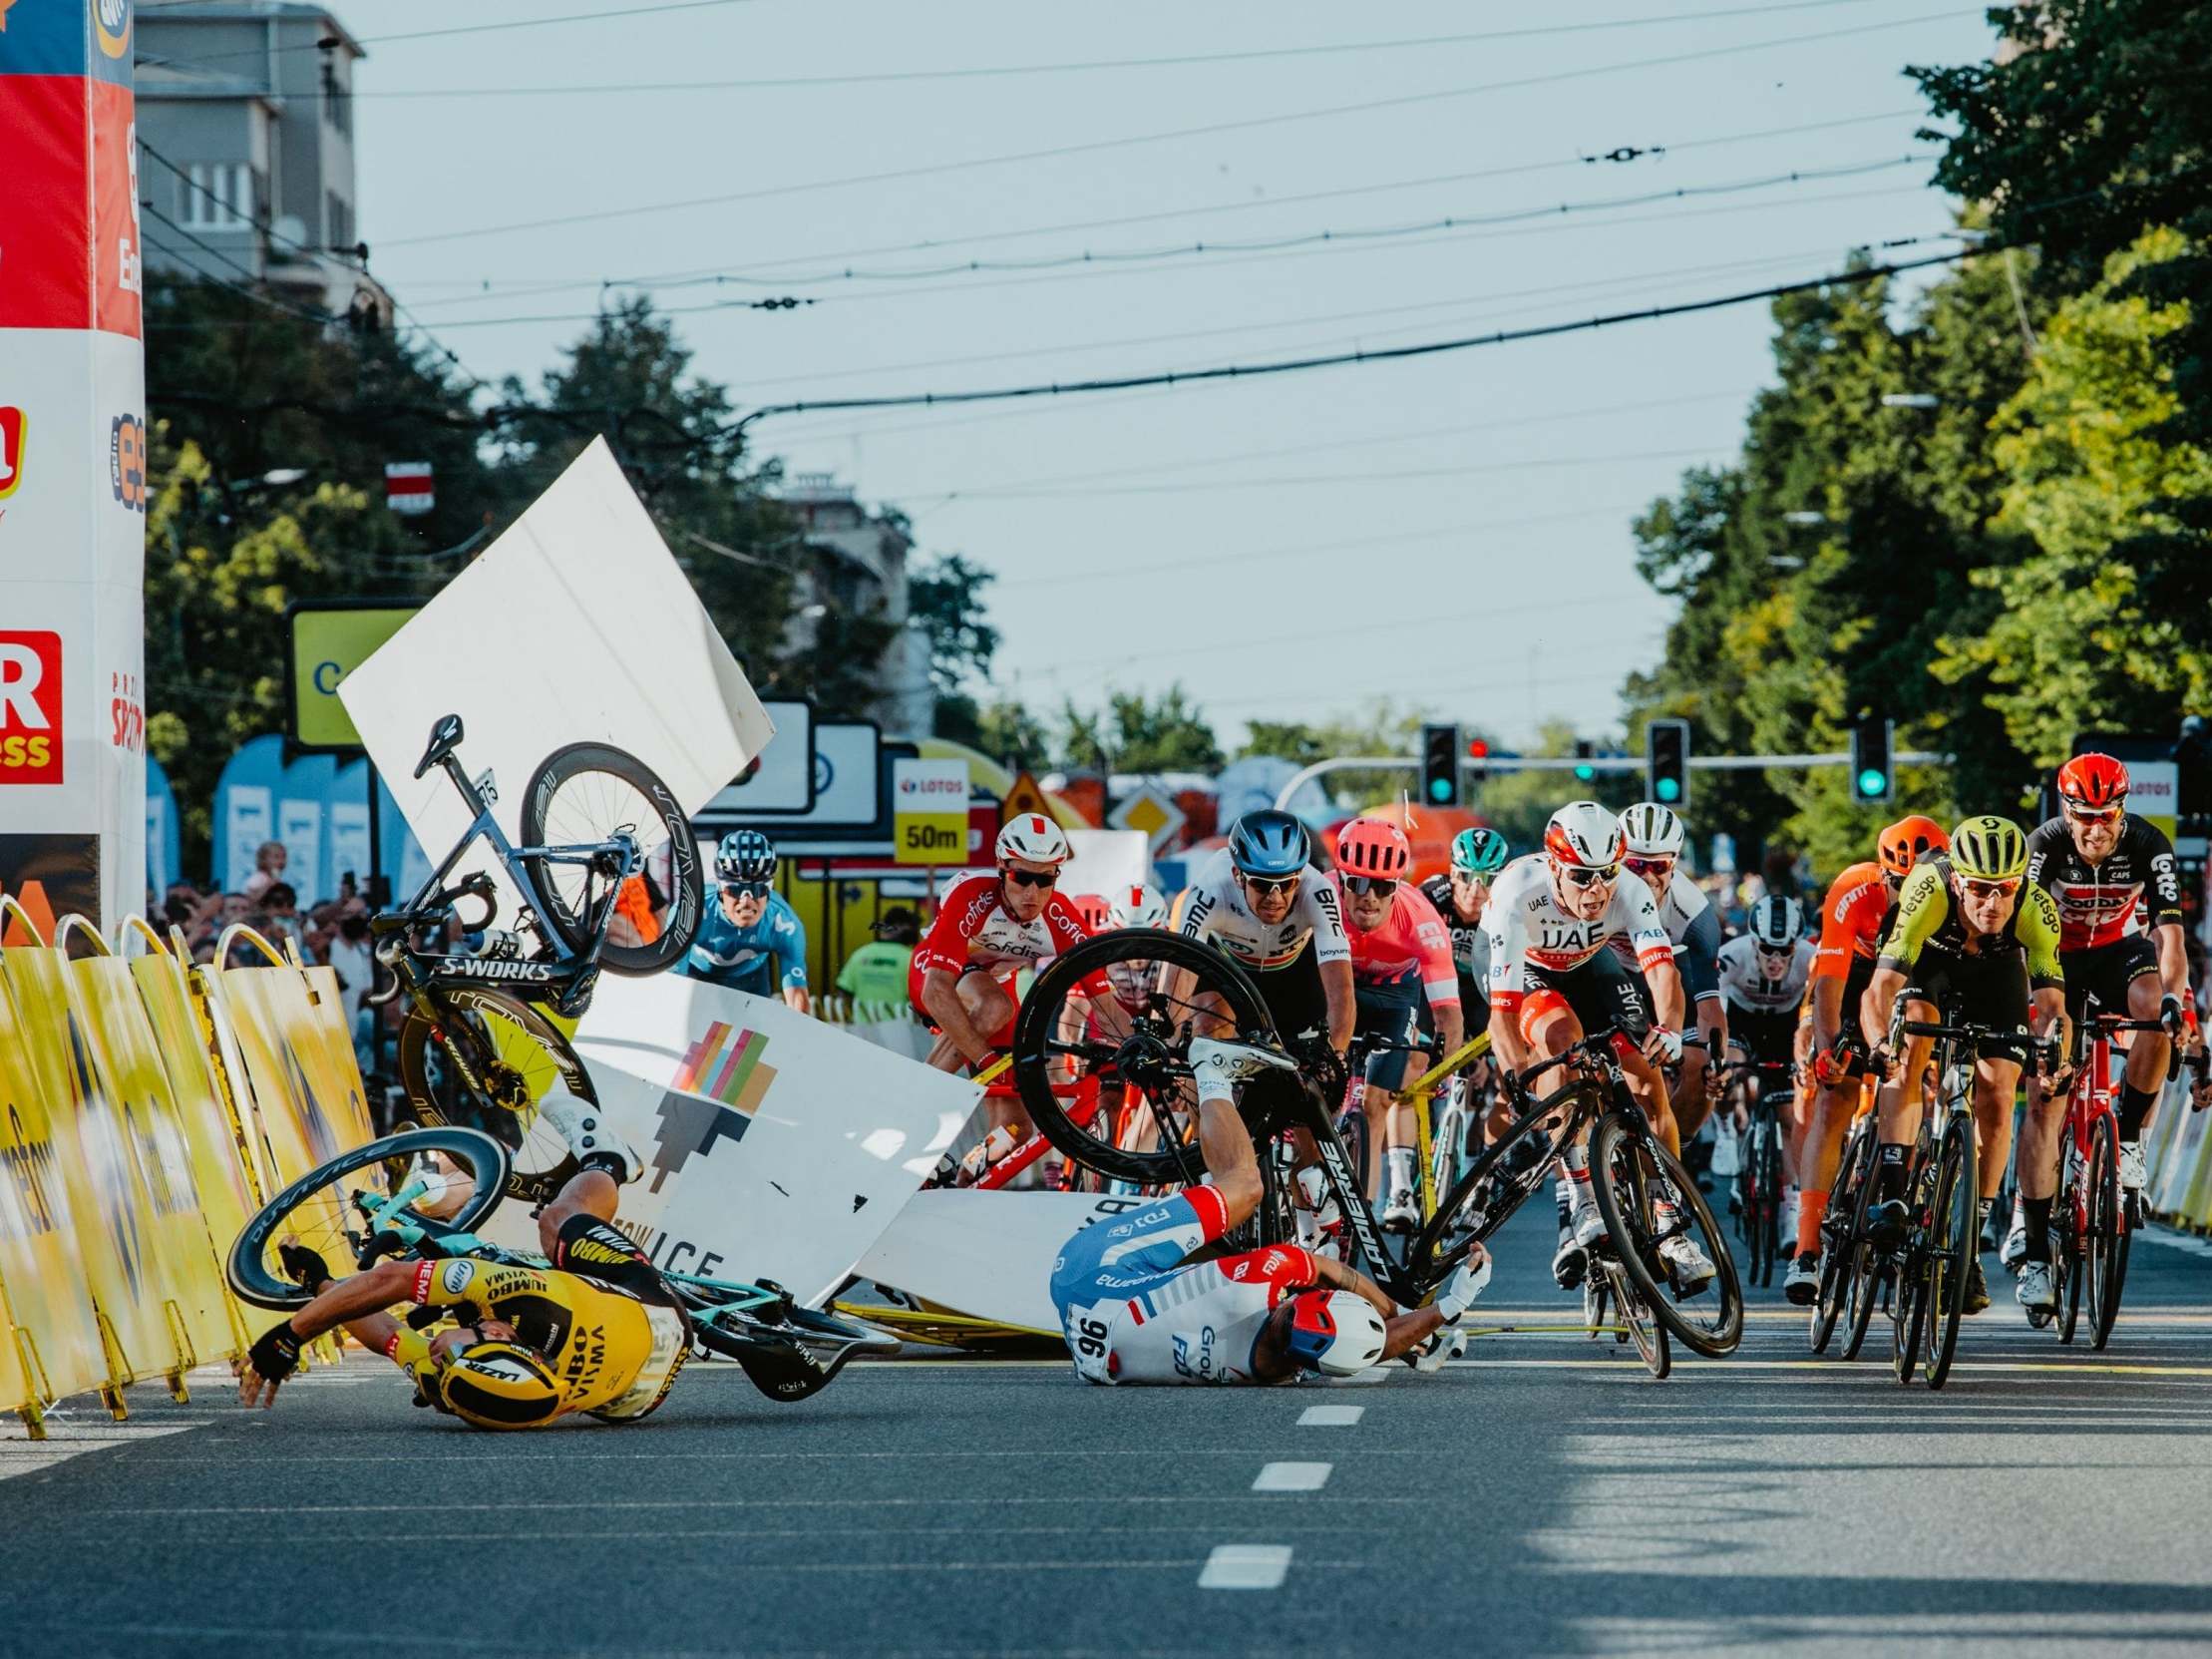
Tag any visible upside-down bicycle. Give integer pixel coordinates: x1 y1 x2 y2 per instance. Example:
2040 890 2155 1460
1010 929 1741 1379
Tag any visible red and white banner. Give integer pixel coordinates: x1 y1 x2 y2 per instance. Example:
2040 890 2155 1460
0 3 145 928
384 461 435 517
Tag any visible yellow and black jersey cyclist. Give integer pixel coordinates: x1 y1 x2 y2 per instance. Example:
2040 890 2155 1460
240 1095 687 1430
1860 816 2068 1317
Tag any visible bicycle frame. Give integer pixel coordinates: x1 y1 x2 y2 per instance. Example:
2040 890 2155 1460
1403 1034 1493 1221
2066 1002 2165 1227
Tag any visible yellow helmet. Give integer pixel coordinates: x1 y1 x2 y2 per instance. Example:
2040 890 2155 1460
438 1341 562 1430
1948 816 2028 882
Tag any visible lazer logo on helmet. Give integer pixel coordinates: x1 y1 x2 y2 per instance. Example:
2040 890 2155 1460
0 631 63 784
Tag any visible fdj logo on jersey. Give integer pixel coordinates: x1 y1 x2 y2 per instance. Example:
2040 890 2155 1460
110 415 146 513
0 631 62 784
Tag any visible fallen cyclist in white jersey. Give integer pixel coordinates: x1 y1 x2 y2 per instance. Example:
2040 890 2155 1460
1049 1038 1489 1385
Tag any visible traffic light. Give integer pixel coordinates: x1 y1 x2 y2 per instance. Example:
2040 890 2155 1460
1465 734 1491 785
1849 713 1894 803
1573 739 1597 784
1419 723 1461 807
1646 718 1690 807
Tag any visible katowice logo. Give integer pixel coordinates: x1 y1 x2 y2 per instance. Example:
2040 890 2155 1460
0 408 24 502
0 631 62 785
110 415 146 513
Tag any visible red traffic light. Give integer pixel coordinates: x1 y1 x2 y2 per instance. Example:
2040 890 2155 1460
1466 737 1490 759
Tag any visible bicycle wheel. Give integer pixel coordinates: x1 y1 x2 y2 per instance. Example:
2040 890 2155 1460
398 987 596 1201
2086 1113 2130 1352
1588 1110 1743 1359
1922 1116 1977 1392
1012 929 1272 1187
521 741 703 978
1428 1097 1467 1220
1840 1136 1885 1362
1338 1101 1373 1215
1813 1122 1875 1355
227 1126 510 1311
2054 1166 2083 1344
1759 1131 1785 1290
1891 1154 1929 1386
1606 1262 1670 1380
1409 1080 1590 1286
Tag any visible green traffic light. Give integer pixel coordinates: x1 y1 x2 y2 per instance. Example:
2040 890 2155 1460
1428 778 1454 803
1857 768 1888 797
1574 765 1596 782
1655 777 1681 803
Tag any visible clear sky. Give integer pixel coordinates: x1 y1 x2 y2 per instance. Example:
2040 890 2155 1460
340 0 2001 748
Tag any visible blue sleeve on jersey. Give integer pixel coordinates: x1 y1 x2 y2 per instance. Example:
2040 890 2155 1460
770 895 810 990
1679 903 1723 1003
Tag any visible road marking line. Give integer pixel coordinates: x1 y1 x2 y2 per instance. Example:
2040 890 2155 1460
1253 1461 1331 1491
1199 1544 1292 1589
1445 1357 2212 1374
1297 1405 1364 1427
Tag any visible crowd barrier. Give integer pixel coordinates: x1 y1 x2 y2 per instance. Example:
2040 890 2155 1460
2143 1071 2212 1231
0 904 374 1438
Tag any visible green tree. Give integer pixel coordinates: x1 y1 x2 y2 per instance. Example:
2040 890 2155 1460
1057 685 1223 773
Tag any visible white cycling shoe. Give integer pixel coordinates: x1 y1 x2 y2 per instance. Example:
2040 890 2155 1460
2000 1203 2030 1272
1553 1201 1606 1289
2017 1259 2057 1316
1652 1204 1716 1294
1381 1187 1420 1233
536 1088 641 1185
2118 1140 2146 1192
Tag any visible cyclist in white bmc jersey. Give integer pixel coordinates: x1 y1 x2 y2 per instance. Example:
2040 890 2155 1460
1614 803 1728 1141
1484 802 1711 1293
1171 810 1354 1055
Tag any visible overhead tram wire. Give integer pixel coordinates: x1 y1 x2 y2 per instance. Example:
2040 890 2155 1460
137 201 336 327
376 7 1979 249
338 0 1898 96
149 0 766 65
397 106 1929 311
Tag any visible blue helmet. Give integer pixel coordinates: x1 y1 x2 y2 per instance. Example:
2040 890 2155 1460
716 829 776 883
1450 827 1510 877
1228 810 1310 879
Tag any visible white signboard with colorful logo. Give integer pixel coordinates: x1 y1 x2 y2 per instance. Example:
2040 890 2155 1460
543 972 974 1304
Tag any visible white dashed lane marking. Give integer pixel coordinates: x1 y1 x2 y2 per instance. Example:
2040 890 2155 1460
1297 1404 1364 1427
1252 1461 1331 1492
1199 1544 1292 1589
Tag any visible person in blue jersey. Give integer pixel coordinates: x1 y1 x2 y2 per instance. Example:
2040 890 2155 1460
677 830 811 1012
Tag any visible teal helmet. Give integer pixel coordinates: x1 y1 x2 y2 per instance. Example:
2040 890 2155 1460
1450 827 1509 878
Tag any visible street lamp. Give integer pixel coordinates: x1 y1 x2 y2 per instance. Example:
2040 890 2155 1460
1880 393 1941 410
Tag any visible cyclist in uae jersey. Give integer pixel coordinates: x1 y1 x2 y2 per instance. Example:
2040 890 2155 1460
1866 819 2067 1316
2011 754 2198 1306
1331 818 1463 1231
1049 1039 1490 1385
1615 804 1726 1140
1485 804 1705 1293
1788 816 1948 1297
241 1094 689 1429
1172 813 1353 1052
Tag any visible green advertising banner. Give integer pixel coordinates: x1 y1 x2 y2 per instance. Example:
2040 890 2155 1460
286 604 417 750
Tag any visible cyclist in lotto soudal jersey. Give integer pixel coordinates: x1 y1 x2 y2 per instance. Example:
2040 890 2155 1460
1483 803 1708 1294
1866 817 2069 1318
678 830 810 1010
1049 1038 1490 1385
1787 816 1947 1302
241 1095 689 1429
2010 754 2198 1314
1614 803 1727 1140
1172 811 1354 1052
1331 818 1463 1232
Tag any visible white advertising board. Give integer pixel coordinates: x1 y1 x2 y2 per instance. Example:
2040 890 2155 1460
534 972 975 1304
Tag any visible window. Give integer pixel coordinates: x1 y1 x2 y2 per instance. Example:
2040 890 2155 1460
320 59 352 136
325 190 353 255
182 162 254 229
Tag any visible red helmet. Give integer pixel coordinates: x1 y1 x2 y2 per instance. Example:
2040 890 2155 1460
1877 814 1949 878
1068 892 1112 932
1334 817 1412 881
2056 752 2129 814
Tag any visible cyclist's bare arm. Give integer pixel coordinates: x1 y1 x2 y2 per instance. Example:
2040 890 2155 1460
1649 958 1686 1035
1319 958 1355 1051
1489 1002 1534 1075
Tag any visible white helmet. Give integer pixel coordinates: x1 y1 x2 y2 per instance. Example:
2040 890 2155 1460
1543 801 1626 870
1285 1288 1388 1377
1107 883 1168 929
994 813 1071 866
1619 801 1685 858
1747 894 1805 949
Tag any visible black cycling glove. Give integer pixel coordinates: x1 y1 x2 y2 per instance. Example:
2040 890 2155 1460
276 1242 333 1292
247 1321 305 1384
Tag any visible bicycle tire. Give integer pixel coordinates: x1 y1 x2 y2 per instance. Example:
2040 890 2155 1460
1840 1134 1884 1362
521 741 703 978
227 1126 511 1311
397 988 596 1202
1588 1111 1743 1359
1428 1097 1468 1220
1012 929 1274 1187
1923 1116 1976 1392
1607 1262 1670 1380
1892 1149 1929 1387
1408 1079 1592 1287
2055 1160 2084 1345
2087 1113 2129 1351
1812 1122 1875 1355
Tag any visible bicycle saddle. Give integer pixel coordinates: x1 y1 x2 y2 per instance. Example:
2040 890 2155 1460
415 712 465 779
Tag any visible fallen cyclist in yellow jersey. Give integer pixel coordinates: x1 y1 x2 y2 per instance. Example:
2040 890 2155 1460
238 1094 893 1428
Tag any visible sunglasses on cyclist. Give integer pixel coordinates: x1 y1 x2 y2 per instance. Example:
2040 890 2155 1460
1342 875 1397 899
719 880 771 900
1623 856 1675 878
2062 804 2122 825
1238 873 1301 897
1561 864 1620 888
1001 867 1059 890
1960 876 2021 900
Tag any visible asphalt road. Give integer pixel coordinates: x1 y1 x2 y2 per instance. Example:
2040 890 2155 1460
8 1202 2212 1659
